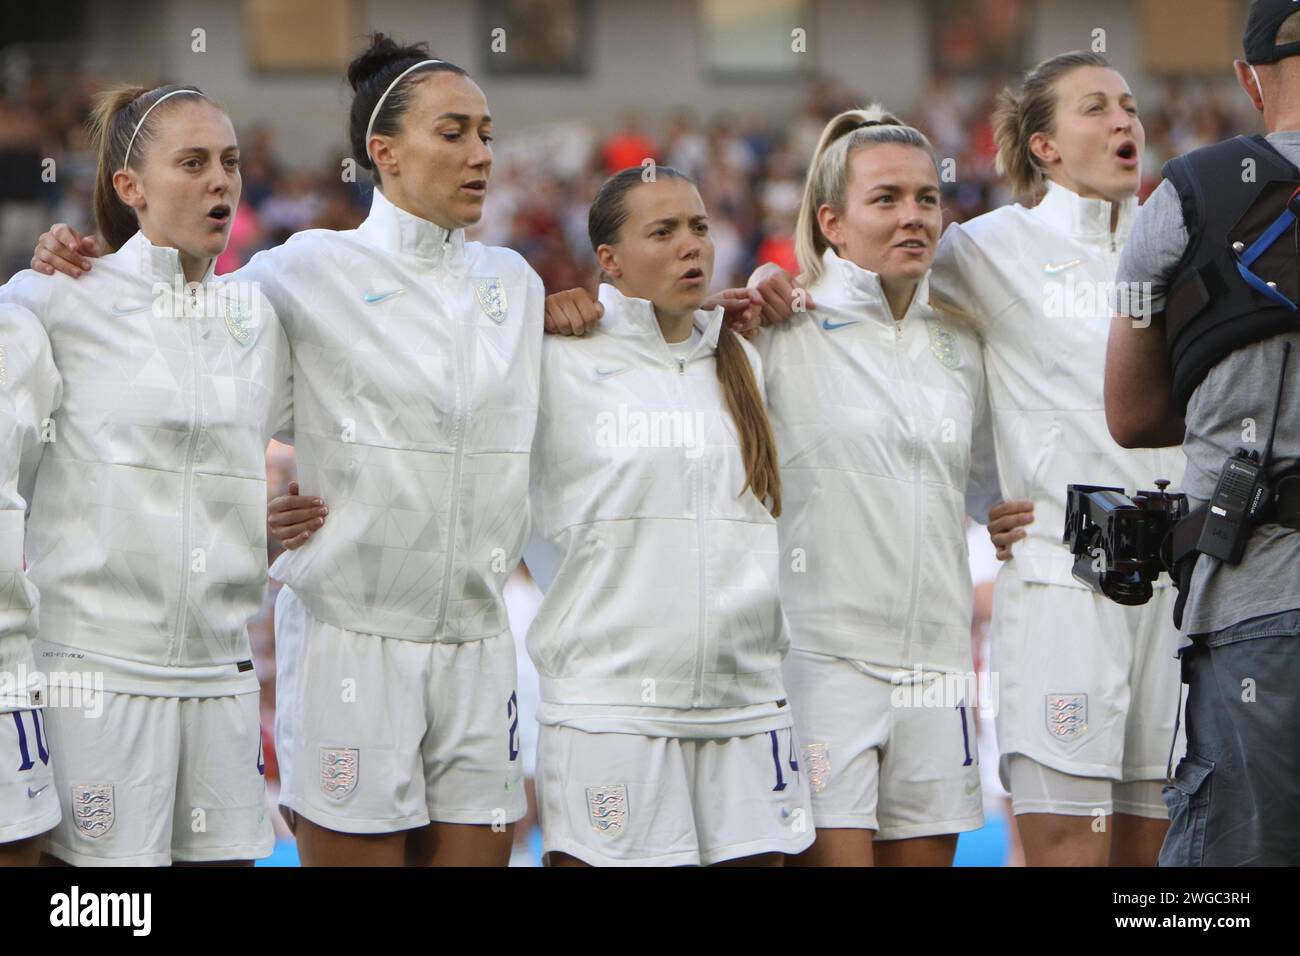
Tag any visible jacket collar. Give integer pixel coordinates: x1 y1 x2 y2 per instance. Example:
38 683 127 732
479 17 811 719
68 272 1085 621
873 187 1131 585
120 230 217 286
357 187 468 272
812 247 932 324
1031 179 1136 246
596 283 725 364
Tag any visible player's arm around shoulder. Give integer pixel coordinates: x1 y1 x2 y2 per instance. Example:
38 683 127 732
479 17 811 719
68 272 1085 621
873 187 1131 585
0 302 62 419
928 220 999 332
0 303 62 516
745 261 817 328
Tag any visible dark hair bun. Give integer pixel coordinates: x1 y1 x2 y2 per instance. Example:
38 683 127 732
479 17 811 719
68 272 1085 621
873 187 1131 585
346 32 430 91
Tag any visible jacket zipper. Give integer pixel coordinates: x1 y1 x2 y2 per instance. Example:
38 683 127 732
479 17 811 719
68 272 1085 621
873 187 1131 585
666 334 709 707
172 284 204 662
680 354 710 707
895 319 924 664
435 279 469 637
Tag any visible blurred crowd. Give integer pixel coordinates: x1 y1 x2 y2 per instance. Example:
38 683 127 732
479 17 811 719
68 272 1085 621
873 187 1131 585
0 64 1262 861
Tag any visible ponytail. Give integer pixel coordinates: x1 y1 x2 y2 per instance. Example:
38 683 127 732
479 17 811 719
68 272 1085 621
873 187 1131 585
716 328 782 517
794 104 937 285
88 83 209 252
993 50 1110 198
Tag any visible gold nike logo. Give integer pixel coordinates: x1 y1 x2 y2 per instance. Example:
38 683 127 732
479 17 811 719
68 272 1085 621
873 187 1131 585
1043 258 1083 274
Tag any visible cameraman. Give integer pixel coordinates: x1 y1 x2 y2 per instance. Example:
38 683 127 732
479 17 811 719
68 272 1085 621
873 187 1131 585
1106 0 1300 866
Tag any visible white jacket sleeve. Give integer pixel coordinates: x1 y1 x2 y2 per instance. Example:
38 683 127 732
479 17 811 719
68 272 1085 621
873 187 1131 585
0 303 62 683
237 247 297 446
267 317 294 447
0 276 60 511
964 370 1002 523
522 338 558 594
930 223 999 335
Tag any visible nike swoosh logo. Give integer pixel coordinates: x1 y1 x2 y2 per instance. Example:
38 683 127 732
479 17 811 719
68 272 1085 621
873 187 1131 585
27 784 49 798
964 783 980 796
363 289 405 304
111 302 148 316
1043 258 1083 274
822 318 860 331
595 365 630 378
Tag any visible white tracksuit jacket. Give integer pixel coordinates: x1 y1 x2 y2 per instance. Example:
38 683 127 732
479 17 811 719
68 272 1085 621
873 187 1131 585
0 305 60 710
755 249 1001 675
0 232 292 696
523 284 790 731
928 181 1185 589
243 187 545 642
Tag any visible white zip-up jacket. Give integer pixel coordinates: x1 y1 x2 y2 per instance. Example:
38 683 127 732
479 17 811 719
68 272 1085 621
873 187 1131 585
0 305 60 710
929 181 1185 589
245 188 544 642
523 284 790 729
0 232 292 696
755 249 1000 674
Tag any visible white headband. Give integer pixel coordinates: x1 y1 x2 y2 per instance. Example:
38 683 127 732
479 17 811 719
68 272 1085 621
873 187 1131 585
122 88 203 170
364 59 443 162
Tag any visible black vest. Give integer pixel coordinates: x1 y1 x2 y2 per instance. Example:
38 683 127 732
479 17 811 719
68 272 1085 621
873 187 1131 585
1162 134 1300 414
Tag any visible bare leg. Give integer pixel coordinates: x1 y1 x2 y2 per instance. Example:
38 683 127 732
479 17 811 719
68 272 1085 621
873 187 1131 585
1017 813 1111 866
712 852 784 867
1004 797 1026 866
295 816 410 866
512 778 539 851
787 828 874 867
0 835 46 867
174 859 254 867
546 850 590 867
1108 813 1168 866
422 821 515 867
874 833 959 867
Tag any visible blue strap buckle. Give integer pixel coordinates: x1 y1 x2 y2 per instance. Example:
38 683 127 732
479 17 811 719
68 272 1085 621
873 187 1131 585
1234 184 1300 311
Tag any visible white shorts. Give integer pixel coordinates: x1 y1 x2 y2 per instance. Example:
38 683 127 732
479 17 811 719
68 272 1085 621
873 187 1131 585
782 649 985 840
42 691 274 866
990 564 1185 787
1005 754 1168 818
275 586 526 834
0 708 60 844
537 724 815 866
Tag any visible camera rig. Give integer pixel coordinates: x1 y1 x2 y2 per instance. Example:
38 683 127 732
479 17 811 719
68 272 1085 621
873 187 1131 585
1063 480 1189 605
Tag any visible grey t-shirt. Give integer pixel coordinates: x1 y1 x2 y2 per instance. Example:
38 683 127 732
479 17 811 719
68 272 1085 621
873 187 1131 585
1117 130 1300 637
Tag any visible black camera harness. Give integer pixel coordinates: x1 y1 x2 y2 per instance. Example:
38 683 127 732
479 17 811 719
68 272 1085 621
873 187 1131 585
1162 135 1300 630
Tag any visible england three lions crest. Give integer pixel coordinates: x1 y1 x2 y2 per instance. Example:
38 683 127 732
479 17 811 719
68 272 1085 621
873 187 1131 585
72 783 115 837
1046 693 1088 740
586 784 628 834
802 742 831 794
928 322 961 369
320 747 359 801
473 277 509 324
215 284 259 346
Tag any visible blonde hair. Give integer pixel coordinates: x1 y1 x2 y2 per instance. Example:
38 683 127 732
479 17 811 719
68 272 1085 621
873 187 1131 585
992 51 1110 198
793 104 938 285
